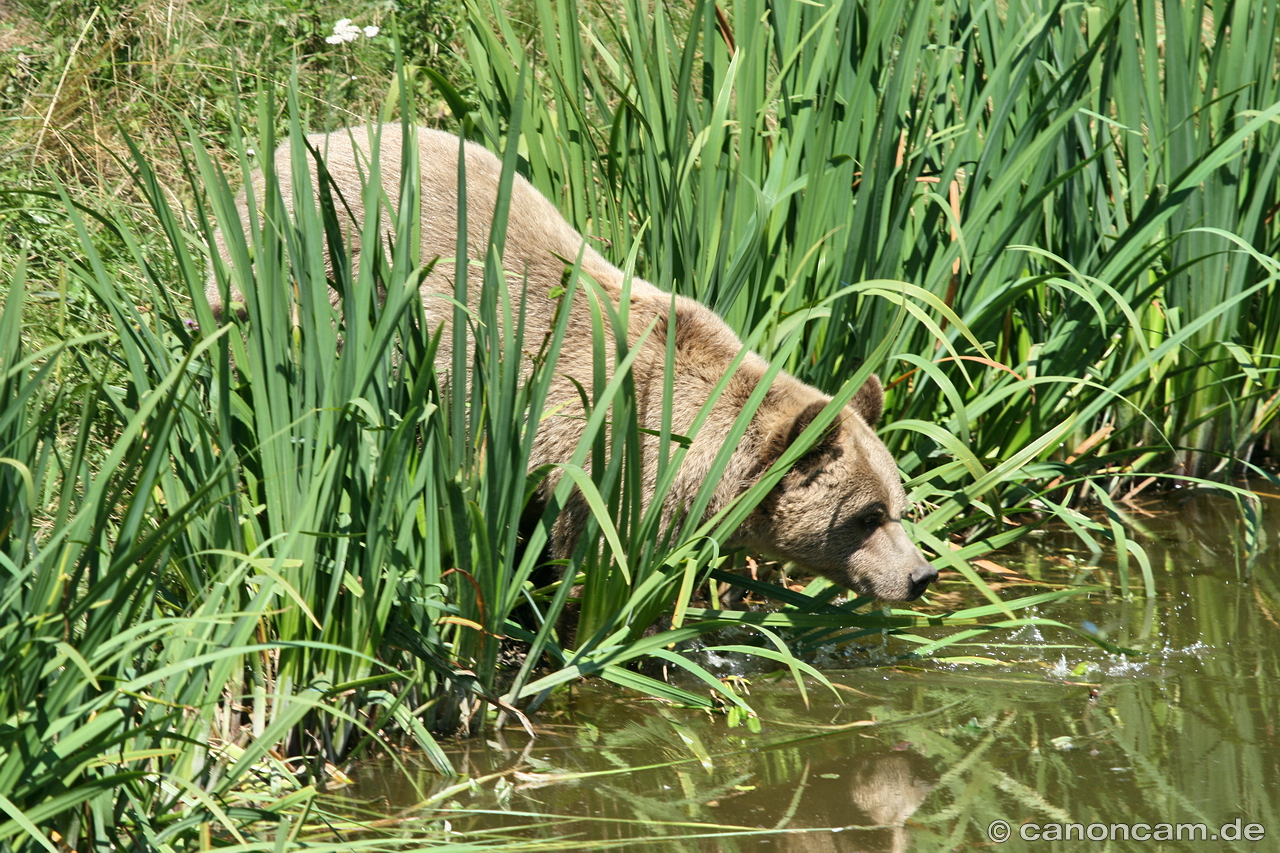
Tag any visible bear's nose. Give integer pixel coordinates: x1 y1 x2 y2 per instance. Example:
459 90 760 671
907 563 938 600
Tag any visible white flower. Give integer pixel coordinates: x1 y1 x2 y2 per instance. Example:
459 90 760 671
363 25 380 38
325 19 361 44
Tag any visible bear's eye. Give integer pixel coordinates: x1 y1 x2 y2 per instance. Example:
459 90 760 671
856 506 886 531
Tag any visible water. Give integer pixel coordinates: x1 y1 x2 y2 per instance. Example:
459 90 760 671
328 490 1280 851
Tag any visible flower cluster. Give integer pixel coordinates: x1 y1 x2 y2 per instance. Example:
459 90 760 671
325 19 379 44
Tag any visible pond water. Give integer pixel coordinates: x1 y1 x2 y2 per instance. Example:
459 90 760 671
328 489 1280 851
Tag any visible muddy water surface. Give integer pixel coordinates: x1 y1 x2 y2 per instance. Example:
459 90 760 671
331 491 1280 851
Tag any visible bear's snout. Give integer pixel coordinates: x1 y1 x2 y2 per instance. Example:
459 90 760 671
906 562 938 600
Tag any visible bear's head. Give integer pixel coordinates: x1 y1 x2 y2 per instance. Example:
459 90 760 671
737 375 938 601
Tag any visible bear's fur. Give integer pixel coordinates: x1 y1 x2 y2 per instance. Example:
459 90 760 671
208 125 937 601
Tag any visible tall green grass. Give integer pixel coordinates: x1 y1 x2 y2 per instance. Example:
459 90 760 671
452 0 1277 583
3 0 1279 846
0 96 999 849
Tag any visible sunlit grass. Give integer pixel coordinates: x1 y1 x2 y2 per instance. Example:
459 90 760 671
453 0 1278 582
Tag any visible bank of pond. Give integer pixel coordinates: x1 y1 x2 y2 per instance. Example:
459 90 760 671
295 490 1277 851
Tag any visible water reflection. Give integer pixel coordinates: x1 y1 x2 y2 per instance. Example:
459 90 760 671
330 492 1280 851
718 743 935 853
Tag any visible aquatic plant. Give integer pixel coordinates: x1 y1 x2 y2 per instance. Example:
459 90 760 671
449 0 1277 589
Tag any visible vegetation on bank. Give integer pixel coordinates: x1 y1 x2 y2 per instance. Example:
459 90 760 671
1 0 1278 847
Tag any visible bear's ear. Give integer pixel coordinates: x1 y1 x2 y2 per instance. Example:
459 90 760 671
763 399 840 468
852 374 884 426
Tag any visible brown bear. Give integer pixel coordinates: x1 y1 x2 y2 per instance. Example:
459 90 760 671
207 125 937 601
